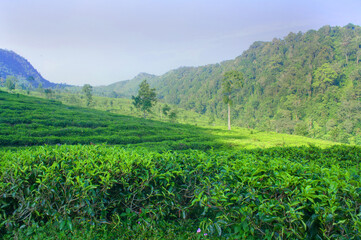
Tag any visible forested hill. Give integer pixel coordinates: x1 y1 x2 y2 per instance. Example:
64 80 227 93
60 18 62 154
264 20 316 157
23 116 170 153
101 24 361 144
0 49 60 88
94 72 156 97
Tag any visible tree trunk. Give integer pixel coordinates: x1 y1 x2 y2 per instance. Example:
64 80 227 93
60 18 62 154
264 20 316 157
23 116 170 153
228 102 231 130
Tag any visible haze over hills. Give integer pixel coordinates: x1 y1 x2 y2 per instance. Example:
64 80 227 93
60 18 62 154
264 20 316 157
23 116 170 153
97 24 361 144
0 49 64 89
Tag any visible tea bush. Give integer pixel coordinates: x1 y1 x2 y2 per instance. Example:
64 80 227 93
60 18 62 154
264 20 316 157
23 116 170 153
1 145 360 239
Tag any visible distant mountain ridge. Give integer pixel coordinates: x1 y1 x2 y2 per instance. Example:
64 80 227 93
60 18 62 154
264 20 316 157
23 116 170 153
0 49 62 88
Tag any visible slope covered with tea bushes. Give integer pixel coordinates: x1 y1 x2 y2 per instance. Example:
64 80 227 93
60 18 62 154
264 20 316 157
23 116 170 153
0 90 337 150
1 145 360 239
0 90 217 150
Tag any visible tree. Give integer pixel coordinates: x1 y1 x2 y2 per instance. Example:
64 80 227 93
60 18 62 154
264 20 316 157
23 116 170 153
312 63 338 93
169 111 177 122
44 88 53 99
27 76 35 89
132 80 157 118
82 84 93 106
222 70 243 130
162 104 171 117
37 83 43 93
5 76 16 91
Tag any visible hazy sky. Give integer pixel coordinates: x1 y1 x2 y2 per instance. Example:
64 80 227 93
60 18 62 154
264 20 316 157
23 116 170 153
0 0 360 86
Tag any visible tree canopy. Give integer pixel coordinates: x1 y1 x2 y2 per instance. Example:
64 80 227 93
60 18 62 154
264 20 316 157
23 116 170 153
82 84 93 106
222 70 243 130
132 80 157 118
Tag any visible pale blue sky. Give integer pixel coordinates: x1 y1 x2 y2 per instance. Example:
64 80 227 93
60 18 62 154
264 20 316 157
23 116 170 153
0 0 360 86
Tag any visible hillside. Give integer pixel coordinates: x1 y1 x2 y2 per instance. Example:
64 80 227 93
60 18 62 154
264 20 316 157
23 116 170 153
94 72 156 98
100 24 361 144
0 90 337 149
0 49 62 89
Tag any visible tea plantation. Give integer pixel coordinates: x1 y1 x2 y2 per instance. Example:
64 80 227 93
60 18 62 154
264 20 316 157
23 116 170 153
1 91 360 239
0 90 337 150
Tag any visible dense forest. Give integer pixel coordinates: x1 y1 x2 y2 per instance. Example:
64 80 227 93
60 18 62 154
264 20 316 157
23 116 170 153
98 24 361 144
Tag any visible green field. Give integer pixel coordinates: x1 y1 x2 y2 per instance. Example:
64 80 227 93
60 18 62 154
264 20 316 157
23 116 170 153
10 87 221 127
0 90 337 150
1 91 360 239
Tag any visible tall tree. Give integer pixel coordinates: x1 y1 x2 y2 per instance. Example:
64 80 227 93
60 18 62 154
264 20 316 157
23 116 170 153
82 84 93 106
222 70 243 130
132 80 157 118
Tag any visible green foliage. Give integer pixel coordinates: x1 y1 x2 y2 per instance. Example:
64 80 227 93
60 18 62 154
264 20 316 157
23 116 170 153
82 84 93 106
294 121 309 136
162 104 171 116
94 24 361 144
168 110 177 122
132 80 157 118
222 70 243 105
312 63 338 93
44 88 52 99
1 145 361 239
222 70 243 130
37 83 43 93
5 76 16 91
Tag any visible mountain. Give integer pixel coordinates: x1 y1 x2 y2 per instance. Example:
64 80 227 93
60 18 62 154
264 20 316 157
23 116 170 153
100 24 361 144
94 72 156 97
0 49 62 89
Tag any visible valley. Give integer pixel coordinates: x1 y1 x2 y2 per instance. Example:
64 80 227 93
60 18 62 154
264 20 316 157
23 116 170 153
1 24 361 239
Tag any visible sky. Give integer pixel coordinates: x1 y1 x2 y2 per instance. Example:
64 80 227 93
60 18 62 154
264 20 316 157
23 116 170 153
0 0 361 86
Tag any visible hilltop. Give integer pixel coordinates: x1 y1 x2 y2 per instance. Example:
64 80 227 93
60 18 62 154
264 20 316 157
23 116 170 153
94 72 156 98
